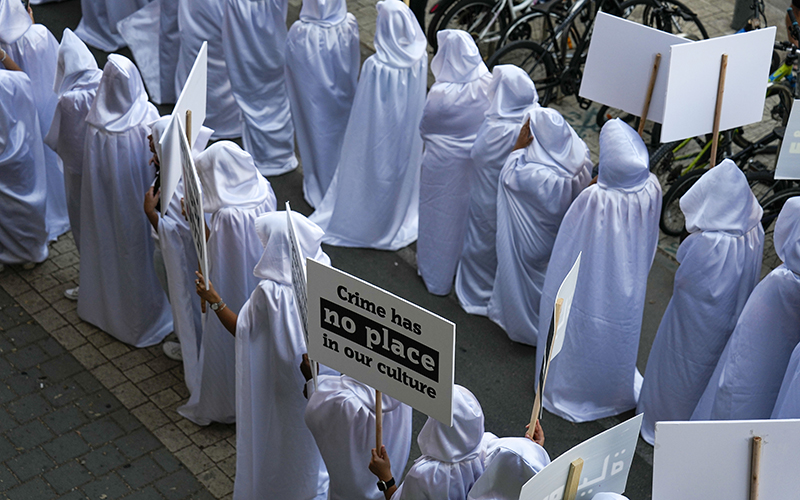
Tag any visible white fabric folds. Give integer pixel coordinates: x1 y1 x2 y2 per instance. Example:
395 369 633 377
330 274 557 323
223 0 298 175
487 107 591 345
636 160 763 444
309 0 427 251
233 211 330 500
692 198 800 420
417 29 492 296
0 71 49 265
178 142 276 425
305 375 412 500
175 0 241 139
535 119 662 422
772 342 800 419
77 55 172 347
76 0 148 51
467 437 550 500
455 65 538 315
44 28 102 253
285 0 360 207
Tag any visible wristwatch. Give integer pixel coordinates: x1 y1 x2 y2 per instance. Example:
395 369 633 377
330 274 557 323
377 477 395 491
210 300 226 312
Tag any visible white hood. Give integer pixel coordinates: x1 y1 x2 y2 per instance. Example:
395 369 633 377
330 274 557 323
85 54 152 133
53 28 101 97
194 141 274 213
374 0 426 68
431 29 489 83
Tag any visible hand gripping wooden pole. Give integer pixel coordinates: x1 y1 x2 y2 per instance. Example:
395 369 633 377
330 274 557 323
709 54 729 168
638 53 662 137
564 458 584 500
527 298 564 439
750 436 762 500
375 390 383 451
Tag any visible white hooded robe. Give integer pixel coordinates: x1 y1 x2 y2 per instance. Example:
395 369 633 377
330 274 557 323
76 0 149 51
417 29 492 296
309 0 427 251
535 119 662 422
772 342 800 419
44 28 102 254
692 198 800 421
0 71 49 265
487 107 592 345
467 437 550 500
636 160 764 444
178 142 277 425
77 55 172 347
285 0 360 207
305 375 412 500
455 65 538 316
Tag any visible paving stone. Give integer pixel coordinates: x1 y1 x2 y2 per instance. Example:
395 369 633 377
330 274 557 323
0 406 18 432
29 275 61 295
37 336 65 357
150 388 181 410
16 291 48 315
189 425 234 449
75 389 121 419
32 307 69 334
52 253 80 269
6 343 49 370
111 381 148 410
153 424 192 453
202 440 235 463
51 237 76 255
5 476 56 500
39 283 74 305
124 485 167 500
42 378 86 408
44 460 92 494
145 355 179 375
132 403 171 432
43 404 88 434
155 469 202 500
7 393 51 423
72 344 105 370
59 490 90 500
79 417 125 447
52 266 80 284
150 449 182 475
5 322 49 348
0 274 32 297
0 464 19 491
74 322 100 337
81 472 130 500
99 341 131 360
216 455 236 480
118 454 166 490
115 428 162 460
112 350 154 372
82 444 126 476
0 435 18 463
87 331 114 349
139 372 179 397
6 419 55 449
90 363 127 389
126 364 156 384
40 353 84 381
174 445 214 475
52 298 78 315
4 368 43 397
109 408 143 433
73 370 104 393
197 466 234 498
6 448 55 482
62 309 82 326
43 432 90 462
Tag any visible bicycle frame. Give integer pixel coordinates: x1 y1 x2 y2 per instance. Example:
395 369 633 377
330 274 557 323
472 0 540 42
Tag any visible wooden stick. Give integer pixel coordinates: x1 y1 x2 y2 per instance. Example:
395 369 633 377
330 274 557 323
526 298 565 438
709 54 728 168
375 390 383 451
638 53 662 137
186 109 207 313
750 436 762 500
564 458 584 500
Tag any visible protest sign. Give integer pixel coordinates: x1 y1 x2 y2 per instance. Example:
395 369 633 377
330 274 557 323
580 12 689 125
519 414 642 500
660 27 775 142
307 260 456 425
775 99 800 180
158 42 208 217
653 418 800 500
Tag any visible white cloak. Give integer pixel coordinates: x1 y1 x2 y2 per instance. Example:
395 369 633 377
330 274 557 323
76 0 149 51
0 1 69 240
467 437 550 500
306 375 412 500
487 107 591 345
0 71 49 265
455 65 538 316
772 342 800 419
636 160 763 444
692 198 800 420
393 386 493 500
175 0 241 139
309 0 427 251
285 0 359 207
223 0 297 176
234 212 330 500
77 55 172 347
417 29 492 296
44 28 102 254
178 142 277 425
535 119 662 422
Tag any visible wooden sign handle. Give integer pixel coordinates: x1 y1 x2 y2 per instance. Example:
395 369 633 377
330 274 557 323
750 436 762 500
375 389 383 451
709 54 728 168
564 458 584 500
186 109 207 313
638 53 662 137
527 298 565 438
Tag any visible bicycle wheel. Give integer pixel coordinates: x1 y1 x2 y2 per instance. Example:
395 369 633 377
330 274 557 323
619 0 709 40
660 169 705 236
734 83 793 149
486 40 557 105
497 10 565 48
439 0 510 59
759 188 800 273
427 0 460 52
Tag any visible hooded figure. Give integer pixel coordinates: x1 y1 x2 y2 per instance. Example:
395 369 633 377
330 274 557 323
637 160 763 444
0 71 49 266
285 0 360 207
222 0 297 176
234 211 330 500
175 0 241 139
466 436 550 500
772 342 800 419
1 0 69 240
535 119 662 423
692 198 800 421
178 142 276 425
417 29 493 296
309 0 427 251
305 374 412 500
394 385 495 500
77 55 172 347
44 29 102 253
487 107 592 345
75 0 148 52
455 65 538 316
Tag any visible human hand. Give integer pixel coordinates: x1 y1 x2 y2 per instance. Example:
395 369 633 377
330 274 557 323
525 419 545 447
513 118 533 151
144 186 160 216
194 271 220 304
369 445 393 482
181 198 188 222
300 354 313 382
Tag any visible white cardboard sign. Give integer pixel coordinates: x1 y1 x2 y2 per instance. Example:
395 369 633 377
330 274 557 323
579 12 690 124
520 414 642 500
159 42 208 217
307 259 456 425
653 419 800 500
775 99 800 180
660 27 775 142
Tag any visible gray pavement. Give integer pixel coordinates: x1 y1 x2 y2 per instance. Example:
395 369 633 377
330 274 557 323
0 0 784 498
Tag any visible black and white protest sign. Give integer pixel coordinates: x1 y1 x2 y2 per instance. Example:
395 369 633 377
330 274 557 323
307 260 455 425
775 99 800 180
286 203 309 344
